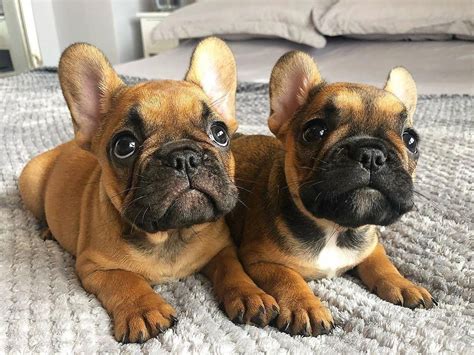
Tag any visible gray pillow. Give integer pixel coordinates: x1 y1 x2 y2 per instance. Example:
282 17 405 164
312 0 473 40
152 0 326 48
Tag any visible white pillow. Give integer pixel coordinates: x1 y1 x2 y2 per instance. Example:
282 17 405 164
312 0 473 40
152 0 326 48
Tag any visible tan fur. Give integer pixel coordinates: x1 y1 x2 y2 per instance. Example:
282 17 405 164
332 89 365 115
383 67 417 124
19 146 61 220
19 39 277 343
185 37 238 132
228 52 433 337
268 51 323 138
357 243 433 308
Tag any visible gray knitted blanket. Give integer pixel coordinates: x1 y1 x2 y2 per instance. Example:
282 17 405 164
0 70 472 354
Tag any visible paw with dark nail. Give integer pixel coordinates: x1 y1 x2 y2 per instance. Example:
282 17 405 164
372 276 435 309
273 296 333 337
113 293 176 343
221 286 279 328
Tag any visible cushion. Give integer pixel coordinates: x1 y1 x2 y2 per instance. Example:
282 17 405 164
152 0 326 48
312 0 473 40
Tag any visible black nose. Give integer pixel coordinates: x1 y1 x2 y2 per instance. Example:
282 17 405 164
352 146 386 172
167 149 202 175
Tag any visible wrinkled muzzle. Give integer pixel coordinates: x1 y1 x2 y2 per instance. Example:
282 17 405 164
300 136 414 227
123 140 238 233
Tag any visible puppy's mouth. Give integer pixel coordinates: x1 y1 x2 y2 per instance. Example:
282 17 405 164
122 152 238 234
144 187 218 232
300 166 414 228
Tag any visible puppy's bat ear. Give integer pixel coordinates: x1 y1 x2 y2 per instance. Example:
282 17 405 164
269 51 323 138
384 67 417 125
185 37 237 133
58 43 124 150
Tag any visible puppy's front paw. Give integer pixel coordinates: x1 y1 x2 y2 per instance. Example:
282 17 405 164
222 284 279 327
113 292 176 343
373 275 436 309
275 295 334 336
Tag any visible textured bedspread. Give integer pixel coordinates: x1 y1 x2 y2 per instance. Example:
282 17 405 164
0 70 472 354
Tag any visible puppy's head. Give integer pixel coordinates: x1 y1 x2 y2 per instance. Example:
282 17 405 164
58 38 238 233
269 51 419 228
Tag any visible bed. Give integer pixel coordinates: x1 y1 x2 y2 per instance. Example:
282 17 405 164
116 38 474 95
1 1 473 354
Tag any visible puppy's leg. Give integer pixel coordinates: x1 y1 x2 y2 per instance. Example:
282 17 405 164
245 262 333 336
19 147 61 221
356 243 435 308
202 246 279 327
77 260 176 343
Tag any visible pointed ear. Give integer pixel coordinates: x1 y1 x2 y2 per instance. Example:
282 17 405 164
58 43 124 150
185 37 237 132
383 67 417 125
269 51 323 138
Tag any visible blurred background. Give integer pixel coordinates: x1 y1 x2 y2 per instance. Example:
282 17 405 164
0 0 472 94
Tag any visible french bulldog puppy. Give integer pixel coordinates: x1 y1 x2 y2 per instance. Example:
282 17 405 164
19 38 278 343
227 51 436 336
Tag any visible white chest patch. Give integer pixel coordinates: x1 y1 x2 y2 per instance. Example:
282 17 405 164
312 232 367 278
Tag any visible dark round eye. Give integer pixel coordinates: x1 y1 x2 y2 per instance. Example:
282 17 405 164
403 130 418 153
209 122 229 147
302 120 328 142
113 134 137 159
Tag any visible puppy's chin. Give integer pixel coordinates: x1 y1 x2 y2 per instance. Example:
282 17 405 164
125 186 237 233
301 186 414 228
141 189 219 232
122 147 238 234
312 187 412 228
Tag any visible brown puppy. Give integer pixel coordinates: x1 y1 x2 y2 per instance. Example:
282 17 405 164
19 38 278 343
228 52 435 336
